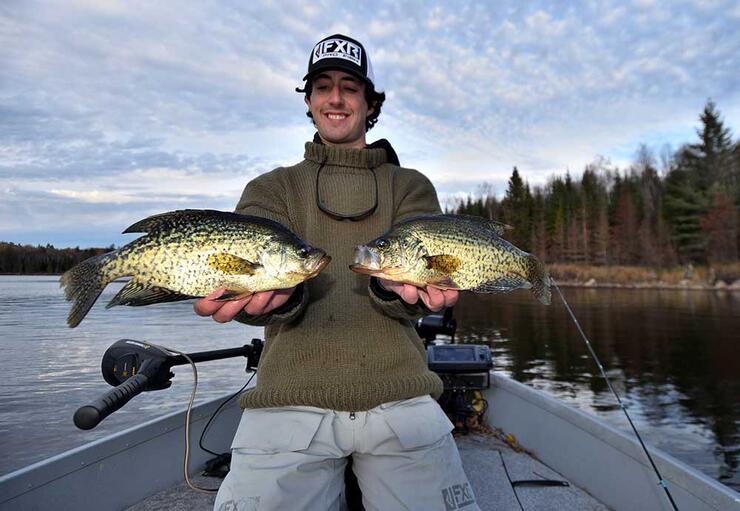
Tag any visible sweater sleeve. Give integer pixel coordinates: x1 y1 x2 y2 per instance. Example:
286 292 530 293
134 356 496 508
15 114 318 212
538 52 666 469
232 170 309 326
368 168 442 320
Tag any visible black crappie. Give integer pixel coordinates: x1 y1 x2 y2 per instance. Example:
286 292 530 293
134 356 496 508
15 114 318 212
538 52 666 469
60 209 330 327
350 214 550 304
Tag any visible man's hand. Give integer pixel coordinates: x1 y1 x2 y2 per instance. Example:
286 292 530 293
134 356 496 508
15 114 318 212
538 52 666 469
194 287 296 323
377 279 459 311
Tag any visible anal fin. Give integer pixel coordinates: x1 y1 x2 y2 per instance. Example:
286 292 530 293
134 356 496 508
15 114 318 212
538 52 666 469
471 276 531 294
106 279 195 308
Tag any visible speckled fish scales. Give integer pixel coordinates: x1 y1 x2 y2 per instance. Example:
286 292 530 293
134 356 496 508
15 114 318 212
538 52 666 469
60 209 329 327
355 214 551 304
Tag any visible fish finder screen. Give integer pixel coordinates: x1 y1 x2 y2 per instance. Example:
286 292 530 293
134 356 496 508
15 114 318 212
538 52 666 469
436 346 475 361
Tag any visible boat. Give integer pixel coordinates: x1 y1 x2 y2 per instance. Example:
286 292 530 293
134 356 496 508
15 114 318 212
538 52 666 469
1 322 739 511
2 373 738 510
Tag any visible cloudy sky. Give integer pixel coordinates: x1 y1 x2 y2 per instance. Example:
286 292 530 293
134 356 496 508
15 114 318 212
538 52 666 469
1 0 738 247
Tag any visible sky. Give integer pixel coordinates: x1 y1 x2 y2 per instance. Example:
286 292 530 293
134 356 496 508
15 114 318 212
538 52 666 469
1 0 739 248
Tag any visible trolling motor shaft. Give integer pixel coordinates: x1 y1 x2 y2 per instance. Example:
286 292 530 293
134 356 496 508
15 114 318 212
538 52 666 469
73 338 262 430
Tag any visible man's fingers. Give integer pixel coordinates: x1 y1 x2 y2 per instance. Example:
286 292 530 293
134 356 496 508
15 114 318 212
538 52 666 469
194 299 223 316
212 295 253 323
194 288 227 316
420 286 444 311
267 289 293 310
401 284 419 304
441 289 460 307
244 290 276 315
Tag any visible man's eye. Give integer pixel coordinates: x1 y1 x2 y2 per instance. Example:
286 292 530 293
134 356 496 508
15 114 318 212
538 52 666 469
344 87 358 93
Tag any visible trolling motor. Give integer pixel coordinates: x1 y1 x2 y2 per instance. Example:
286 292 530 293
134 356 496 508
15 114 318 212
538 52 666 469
73 338 263 430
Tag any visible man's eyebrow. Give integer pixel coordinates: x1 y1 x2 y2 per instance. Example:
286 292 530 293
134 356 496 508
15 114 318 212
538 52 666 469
313 73 361 84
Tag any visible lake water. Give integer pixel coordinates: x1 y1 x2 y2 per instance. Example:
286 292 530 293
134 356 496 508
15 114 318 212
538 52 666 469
0 276 738 492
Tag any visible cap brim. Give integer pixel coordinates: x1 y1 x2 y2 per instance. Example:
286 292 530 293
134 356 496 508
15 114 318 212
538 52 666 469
303 61 374 90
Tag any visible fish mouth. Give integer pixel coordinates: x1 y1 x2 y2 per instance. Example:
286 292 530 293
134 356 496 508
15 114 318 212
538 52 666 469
304 254 331 279
349 246 409 276
311 254 331 276
351 245 381 271
287 253 331 281
348 263 379 275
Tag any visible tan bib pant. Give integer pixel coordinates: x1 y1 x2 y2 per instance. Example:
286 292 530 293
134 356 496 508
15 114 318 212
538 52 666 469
214 395 479 511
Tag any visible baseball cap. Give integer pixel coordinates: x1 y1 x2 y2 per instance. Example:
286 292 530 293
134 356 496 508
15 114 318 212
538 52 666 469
303 34 381 92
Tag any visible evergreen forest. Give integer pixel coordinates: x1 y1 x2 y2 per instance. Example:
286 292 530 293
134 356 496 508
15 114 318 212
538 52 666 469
452 101 739 267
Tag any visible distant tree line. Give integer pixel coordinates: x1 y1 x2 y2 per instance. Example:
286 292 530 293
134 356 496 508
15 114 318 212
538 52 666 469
452 101 739 266
0 242 113 274
2 102 738 273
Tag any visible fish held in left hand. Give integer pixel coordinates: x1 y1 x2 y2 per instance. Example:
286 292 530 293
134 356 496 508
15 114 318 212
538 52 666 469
350 214 551 304
60 209 330 327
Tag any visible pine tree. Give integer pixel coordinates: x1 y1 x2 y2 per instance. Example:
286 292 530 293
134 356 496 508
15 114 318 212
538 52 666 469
664 100 736 263
501 167 533 250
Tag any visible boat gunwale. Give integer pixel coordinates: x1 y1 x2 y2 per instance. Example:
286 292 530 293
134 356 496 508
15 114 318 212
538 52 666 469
486 372 740 510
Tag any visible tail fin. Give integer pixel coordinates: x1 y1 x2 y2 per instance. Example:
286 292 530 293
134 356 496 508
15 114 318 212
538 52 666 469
526 254 551 305
60 253 114 327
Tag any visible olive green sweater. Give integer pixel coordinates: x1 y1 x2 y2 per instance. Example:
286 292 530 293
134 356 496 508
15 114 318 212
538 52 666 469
235 141 443 411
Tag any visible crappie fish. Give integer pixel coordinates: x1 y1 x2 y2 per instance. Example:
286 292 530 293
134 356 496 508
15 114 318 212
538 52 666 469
350 214 551 304
61 209 330 327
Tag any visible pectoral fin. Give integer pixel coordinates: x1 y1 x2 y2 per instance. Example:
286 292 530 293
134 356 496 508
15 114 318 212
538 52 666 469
208 253 260 275
423 255 462 274
106 279 194 308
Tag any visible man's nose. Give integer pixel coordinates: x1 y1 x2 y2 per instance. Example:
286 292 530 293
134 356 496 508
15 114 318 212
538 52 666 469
328 85 343 105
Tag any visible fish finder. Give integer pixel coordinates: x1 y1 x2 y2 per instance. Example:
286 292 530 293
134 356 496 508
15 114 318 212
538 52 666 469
427 344 492 391
427 344 492 373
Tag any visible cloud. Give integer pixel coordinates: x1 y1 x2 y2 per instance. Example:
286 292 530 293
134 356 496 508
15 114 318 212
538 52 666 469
1 0 738 246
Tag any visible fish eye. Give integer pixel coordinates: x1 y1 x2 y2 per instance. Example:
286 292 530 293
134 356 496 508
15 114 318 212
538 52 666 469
299 247 311 257
376 238 389 249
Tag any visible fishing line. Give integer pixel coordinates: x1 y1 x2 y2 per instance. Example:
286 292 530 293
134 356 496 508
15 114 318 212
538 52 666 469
551 279 679 511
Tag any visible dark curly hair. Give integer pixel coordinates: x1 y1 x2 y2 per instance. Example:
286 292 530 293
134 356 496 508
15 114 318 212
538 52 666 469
296 79 386 132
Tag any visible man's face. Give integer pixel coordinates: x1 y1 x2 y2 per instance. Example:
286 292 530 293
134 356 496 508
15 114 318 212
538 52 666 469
305 70 372 149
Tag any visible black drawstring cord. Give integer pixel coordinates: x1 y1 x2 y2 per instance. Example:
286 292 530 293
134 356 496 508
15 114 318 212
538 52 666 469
315 157 379 221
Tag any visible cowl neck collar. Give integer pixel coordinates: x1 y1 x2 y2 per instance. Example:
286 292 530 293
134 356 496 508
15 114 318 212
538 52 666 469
304 133 401 168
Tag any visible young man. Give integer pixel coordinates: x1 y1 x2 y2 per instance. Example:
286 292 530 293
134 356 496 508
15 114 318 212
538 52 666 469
196 34 478 511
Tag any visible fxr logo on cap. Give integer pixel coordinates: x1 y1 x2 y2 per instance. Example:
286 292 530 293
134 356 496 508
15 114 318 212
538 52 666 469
312 38 362 66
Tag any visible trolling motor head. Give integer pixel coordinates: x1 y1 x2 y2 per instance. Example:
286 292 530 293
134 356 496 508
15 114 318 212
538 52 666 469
101 339 174 389
74 339 263 430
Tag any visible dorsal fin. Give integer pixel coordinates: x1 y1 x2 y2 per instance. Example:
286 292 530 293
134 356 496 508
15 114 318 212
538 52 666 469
396 214 511 236
124 209 218 233
437 214 511 236
122 209 288 234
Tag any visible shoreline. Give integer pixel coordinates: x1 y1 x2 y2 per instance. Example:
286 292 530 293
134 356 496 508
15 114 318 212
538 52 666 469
3 273 739 292
553 279 740 291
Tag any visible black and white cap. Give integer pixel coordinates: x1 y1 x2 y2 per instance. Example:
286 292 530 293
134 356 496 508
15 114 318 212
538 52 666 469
303 34 380 92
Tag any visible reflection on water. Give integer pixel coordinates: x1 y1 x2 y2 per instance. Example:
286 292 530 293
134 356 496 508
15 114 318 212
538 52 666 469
0 276 259 475
0 277 738 491
455 287 740 490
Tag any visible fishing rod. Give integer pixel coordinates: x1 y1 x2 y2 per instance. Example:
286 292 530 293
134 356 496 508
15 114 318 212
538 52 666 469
551 279 679 511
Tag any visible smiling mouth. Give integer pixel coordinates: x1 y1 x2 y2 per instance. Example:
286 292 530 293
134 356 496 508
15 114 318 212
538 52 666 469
325 113 349 120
